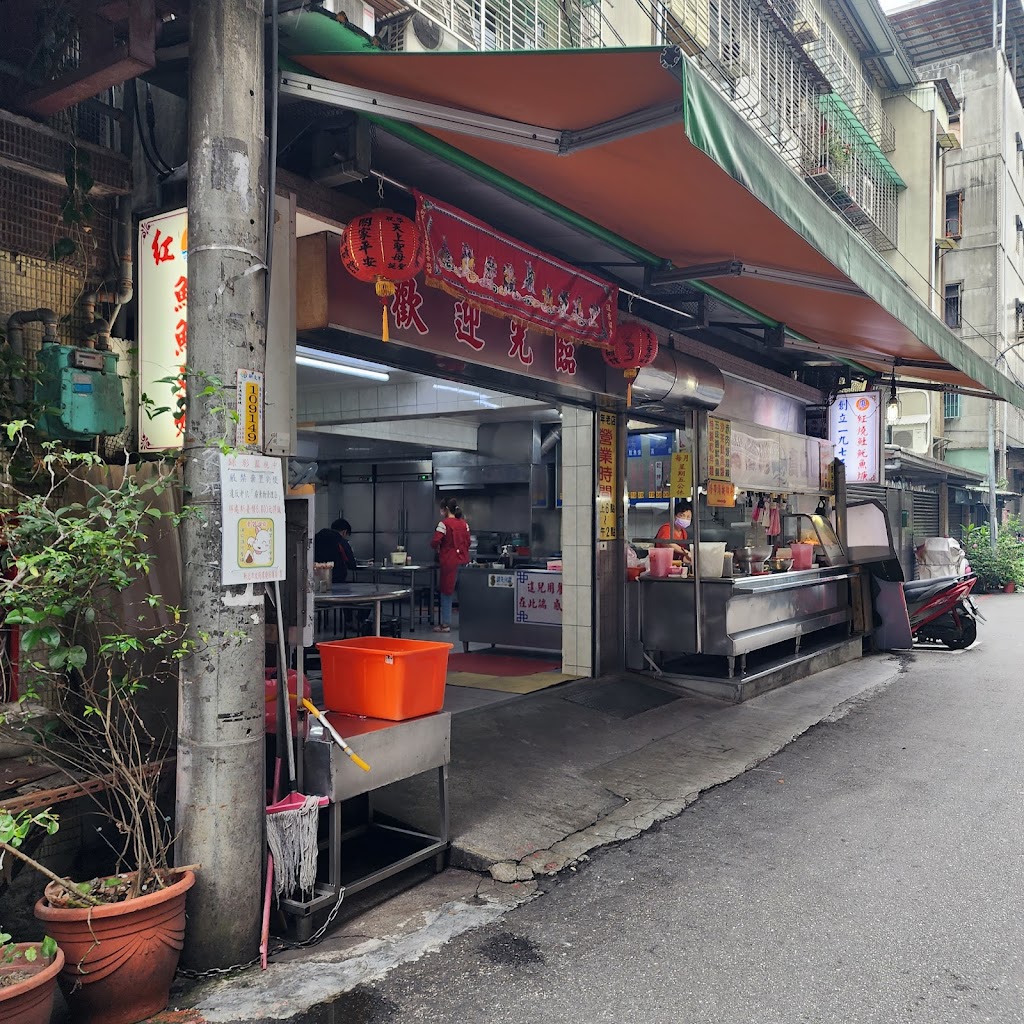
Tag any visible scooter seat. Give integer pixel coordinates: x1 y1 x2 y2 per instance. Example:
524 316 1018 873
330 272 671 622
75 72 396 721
902 575 962 600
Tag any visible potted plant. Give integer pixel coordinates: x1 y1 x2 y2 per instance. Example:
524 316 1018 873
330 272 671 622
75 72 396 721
0 809 64 1024
0 424 198 1024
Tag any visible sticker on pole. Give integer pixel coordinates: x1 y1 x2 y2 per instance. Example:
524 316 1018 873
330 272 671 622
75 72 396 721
236 368 264 450
220 452 286 585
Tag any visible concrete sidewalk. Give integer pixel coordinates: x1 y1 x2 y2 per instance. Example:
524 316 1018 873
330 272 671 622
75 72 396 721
183 652 901 1022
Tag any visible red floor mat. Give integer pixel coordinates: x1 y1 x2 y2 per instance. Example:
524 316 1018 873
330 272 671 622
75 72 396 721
447 653 561 676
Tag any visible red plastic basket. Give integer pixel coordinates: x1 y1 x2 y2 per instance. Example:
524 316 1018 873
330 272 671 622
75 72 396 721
317 637 452 721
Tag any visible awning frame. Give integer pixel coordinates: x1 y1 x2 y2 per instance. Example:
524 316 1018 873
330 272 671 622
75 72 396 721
280 69 684 157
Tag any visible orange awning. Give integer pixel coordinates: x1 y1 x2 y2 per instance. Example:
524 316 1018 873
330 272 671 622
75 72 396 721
289 47 1021 406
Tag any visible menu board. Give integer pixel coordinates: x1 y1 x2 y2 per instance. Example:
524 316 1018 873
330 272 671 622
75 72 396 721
707 417 732 479
719 420 833 493
597 411 619 540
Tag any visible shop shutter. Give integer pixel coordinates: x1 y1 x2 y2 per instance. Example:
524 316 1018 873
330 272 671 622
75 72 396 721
911 491 940 543
847 484 887 506
947 495 964 541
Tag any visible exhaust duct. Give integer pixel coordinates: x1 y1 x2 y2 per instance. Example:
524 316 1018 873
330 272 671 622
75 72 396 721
632 349 724 412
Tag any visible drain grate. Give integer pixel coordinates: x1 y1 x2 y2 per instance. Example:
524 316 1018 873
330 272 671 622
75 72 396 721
563 680 681 719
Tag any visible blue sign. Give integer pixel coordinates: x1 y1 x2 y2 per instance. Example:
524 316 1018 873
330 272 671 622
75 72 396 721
648 434 672 457
626 434 643 458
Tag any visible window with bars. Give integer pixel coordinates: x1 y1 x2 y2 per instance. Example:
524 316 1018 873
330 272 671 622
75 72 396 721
944 283 963 329
945 191 963 238
943 392 962 419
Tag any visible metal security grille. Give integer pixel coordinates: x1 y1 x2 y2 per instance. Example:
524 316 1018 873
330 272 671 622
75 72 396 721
0 165 116 356
912 490 940 543
656 0 823 174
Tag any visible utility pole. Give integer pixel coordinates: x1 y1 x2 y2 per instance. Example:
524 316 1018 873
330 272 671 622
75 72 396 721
989 402 999 550
177 0 267 967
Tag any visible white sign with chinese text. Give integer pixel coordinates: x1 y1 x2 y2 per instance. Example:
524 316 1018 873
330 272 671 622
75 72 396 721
514 570 562 626
488 573 514 588
220 453 286 586
829 391 882 485
138 209 188 451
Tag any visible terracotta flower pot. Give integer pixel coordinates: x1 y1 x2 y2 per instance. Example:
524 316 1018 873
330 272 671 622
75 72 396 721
1004 582 1016 593
0 943 65 1024
34 870 195 1024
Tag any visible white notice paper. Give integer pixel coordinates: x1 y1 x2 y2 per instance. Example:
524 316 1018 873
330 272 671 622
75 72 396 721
220 453 286 586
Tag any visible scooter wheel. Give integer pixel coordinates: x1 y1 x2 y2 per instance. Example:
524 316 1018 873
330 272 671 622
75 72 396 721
944 616 977 650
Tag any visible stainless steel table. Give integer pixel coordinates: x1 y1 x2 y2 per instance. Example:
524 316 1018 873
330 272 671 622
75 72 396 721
281 711 451 937
314 583 412 638
349 565 437 633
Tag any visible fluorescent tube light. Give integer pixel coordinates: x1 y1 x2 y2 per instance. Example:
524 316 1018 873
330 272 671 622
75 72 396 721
295 355 389 382
295 346 392 373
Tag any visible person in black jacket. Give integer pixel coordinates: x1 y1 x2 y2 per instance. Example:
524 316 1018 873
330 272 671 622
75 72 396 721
314 518 357 584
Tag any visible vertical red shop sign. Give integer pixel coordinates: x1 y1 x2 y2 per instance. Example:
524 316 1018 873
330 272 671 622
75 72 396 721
138 209 189 450
597 411 618 541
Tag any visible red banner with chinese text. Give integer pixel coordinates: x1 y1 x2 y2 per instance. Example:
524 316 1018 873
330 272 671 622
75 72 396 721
415 192 618 348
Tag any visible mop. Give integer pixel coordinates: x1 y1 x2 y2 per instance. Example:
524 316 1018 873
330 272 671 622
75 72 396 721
262 581 327 968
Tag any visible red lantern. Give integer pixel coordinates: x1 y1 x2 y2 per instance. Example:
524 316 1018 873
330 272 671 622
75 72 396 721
603 321 659 405
339 209 425 341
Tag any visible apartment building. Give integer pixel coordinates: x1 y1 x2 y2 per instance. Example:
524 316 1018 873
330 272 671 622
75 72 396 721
889 0 1024 507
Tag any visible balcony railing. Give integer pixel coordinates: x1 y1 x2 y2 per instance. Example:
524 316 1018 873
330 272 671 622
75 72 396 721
376 0 602 52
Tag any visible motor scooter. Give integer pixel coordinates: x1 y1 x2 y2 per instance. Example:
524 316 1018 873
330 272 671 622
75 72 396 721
902 572 982 650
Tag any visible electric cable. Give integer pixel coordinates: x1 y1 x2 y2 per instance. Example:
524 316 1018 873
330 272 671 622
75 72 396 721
143 82 177 175
130 80 173 180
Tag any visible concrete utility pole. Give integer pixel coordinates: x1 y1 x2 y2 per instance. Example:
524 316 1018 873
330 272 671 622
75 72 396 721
177 0 267 967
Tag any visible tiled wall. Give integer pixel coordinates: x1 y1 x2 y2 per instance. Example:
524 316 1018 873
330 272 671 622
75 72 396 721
560 405 595 677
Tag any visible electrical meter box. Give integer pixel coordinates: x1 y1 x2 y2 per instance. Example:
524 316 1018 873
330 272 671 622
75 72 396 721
34 345 126 441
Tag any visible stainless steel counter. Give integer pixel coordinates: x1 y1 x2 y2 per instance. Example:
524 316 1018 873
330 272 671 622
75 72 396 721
458 566 562 653
639 566 852 676
279 712 450 937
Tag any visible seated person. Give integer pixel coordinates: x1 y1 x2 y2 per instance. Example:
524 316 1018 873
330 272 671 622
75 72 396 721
313 518 357 584
655 501 692 562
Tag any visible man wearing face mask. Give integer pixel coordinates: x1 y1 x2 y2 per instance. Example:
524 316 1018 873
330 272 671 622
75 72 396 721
655 500 693 562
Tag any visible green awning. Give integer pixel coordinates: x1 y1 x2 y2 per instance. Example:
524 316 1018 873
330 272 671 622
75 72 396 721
281 19 1023 408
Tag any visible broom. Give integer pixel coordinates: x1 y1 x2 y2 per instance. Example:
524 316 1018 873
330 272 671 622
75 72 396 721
264 582 327 936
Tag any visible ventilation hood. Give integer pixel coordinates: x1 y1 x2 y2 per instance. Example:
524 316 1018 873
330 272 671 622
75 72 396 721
632 349 725 413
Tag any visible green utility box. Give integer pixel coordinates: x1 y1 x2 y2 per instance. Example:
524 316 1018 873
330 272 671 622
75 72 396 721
34 345 126 441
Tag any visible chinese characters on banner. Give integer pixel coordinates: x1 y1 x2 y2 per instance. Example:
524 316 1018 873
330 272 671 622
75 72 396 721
670 450 693 499
828 392 881 485
416 192 618 348
138 209 189 450
388 278 580 380
706 416 732 479
220 453 286 586
514 570 562 625
597 411 618 541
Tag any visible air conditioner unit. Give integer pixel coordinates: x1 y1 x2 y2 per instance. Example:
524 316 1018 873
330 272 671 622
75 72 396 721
892 423 931 456
385 12 463 52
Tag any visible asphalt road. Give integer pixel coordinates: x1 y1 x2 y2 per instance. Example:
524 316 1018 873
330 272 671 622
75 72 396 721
311 594 1024 1024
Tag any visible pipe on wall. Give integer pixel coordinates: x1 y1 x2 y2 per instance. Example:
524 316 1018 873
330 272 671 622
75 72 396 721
7 307 58 409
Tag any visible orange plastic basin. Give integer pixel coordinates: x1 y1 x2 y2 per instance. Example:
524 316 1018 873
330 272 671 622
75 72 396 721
317 637 453 721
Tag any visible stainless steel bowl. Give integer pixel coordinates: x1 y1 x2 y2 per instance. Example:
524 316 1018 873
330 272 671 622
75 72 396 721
767 557 793 573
